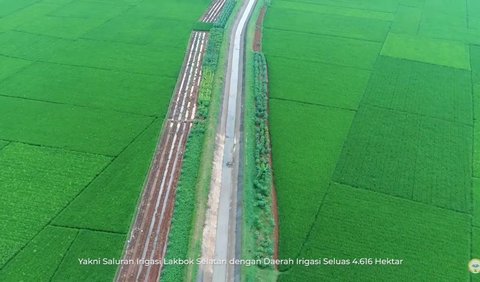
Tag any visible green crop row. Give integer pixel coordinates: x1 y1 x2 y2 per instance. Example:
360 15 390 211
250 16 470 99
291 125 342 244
213 0 236 28
250 52 275 266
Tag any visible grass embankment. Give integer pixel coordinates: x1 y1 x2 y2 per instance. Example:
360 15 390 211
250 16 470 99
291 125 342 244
161 1 238 281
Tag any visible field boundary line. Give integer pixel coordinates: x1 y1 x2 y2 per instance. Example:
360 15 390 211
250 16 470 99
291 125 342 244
362 103 474 127
0 117 158 271
0 138 115 158
48 230 80 282
0 94 158 119
270 97 357 112
263 26 385 43
0 52 176 78
332 180 473 216
49 224 127 236
266 53 373 72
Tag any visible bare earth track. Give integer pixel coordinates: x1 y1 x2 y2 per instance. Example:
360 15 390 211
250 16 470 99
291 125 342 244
116 31 209 282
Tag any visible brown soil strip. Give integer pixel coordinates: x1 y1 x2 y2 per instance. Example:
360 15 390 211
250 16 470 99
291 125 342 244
253 6 266 52
116 31 209 282
263 52 279 264
200 0 227 23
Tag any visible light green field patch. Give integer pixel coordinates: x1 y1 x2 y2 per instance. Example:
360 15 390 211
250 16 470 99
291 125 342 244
334 106 472 213
273 1 394 21
474 178 480 227
127 0 209 21
54 120 160 233
0 62 174 116
268 56 370 109
291 0 399 12
280 183 471 281
49 1 130 20
391 5 422 34
51 230 125 281
473 228 480 260
0 143 110 267
270 99 354 261
0 96 154 156
475 84 480 120
364 56 472 124
0 55 32 81
0 226 77 281
0 0 36 17
16 16 106 39
263 29 382 70
266 7 390 42
381 33 471 70
83 16 191 47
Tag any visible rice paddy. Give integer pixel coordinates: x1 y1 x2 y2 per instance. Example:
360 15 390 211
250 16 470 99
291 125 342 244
264 0 479 280
0 0 209 279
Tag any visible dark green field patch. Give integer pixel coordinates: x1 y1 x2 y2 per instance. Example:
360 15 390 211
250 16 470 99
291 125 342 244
45 39 183 77
16 15 106 39
390 5 422 34
279 183 471 281
0 96 154 156
0 141 9 151
48 1 130 20
474 178 480 227
268 56 370 109
0 143 109 267
263 29 382 70
270 99 354 261
0 62 174 116
51 230 125 281
334 106 472 212
363 56 473 124
0 226 77 281
0 31 71 62
53 120 161 233
0 2 61 33
265 7 390 42
126 0 209 21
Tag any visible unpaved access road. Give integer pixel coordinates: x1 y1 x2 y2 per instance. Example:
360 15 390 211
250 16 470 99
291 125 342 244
199 0 258 280
116 31 209 282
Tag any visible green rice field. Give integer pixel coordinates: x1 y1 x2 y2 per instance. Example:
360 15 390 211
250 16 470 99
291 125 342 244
264 0 480 280
0 0 209 280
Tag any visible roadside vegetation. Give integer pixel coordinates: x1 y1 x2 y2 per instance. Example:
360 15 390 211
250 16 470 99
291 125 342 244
242 0 278 280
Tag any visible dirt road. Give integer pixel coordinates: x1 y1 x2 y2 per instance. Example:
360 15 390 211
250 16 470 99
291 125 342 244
199 0 258 280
